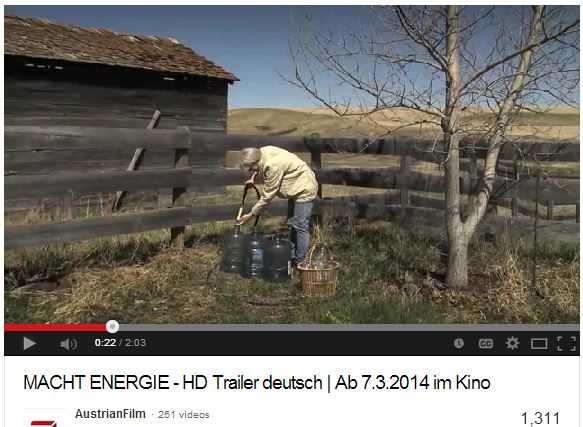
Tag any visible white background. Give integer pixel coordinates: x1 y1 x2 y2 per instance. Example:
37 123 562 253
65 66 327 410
0 2 581 427
4 355 580 427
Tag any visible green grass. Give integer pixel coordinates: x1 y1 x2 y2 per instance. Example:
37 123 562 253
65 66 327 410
4 218 579 324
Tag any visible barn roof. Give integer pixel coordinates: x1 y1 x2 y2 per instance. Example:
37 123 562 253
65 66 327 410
4 15 238 82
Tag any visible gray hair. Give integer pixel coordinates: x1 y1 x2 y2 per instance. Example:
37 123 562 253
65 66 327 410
239 147 262 169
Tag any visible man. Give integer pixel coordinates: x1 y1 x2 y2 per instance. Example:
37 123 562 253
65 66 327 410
237 146 318 265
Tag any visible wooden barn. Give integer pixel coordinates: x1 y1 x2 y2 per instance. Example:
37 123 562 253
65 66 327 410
4 15 238 215
4 15 238 131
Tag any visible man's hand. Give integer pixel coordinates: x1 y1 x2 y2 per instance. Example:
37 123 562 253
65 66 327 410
237 213 254 226
245 172 257 187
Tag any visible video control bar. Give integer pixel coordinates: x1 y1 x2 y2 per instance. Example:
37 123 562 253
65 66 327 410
4 330 579 356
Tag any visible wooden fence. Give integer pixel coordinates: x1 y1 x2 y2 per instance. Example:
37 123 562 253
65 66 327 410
4 125 580 250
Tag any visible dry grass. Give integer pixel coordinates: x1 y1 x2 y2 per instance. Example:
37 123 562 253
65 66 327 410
4 107 579 324
4 219 579 325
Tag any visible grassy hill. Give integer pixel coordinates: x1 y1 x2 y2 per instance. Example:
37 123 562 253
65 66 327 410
228 107 397 139
229 107 580 140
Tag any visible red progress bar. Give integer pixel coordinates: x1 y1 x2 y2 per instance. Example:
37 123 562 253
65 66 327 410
5 323 106 332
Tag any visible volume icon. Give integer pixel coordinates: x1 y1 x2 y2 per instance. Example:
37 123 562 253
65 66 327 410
60 338 78 351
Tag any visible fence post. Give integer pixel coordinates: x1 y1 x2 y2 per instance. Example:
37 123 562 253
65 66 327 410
468 156 478 209
399 155 411 207
307 134 323 225
170 126 190 247
576 202 580 224
62 194 74 220
309 134 323 199
546 200 554 220
511 155 519 218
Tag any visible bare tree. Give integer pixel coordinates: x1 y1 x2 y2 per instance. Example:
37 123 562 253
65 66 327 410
285 5 579 288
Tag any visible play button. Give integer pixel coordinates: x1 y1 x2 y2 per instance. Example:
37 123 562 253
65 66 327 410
23 336 36 351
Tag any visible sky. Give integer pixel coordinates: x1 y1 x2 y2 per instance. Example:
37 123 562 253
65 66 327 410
5 5 377 109
4 5 580 109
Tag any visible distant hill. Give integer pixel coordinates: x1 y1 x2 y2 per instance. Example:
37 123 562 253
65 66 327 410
228 107 397 138
228 107 579 140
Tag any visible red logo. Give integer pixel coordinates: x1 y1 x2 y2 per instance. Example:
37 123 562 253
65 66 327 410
31 422 57 427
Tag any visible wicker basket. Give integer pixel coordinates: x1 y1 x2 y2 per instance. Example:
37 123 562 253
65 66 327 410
297 260 340 297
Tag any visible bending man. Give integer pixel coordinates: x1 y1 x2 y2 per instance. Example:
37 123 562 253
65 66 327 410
237 146 318 265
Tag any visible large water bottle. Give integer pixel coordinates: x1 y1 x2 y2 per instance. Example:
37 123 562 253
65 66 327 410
263 234 294 283
241 229 267 279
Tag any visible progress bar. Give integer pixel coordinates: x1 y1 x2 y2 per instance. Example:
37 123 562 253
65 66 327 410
5 323 579 332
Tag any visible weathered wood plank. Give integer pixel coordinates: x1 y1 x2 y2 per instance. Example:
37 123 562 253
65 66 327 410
110 110 162 212
4 126 191 151
318 201 444 225
6 65 230 92
546 200 554 221
5 148 174 167
399 155 411 206
463 159 581 179
4 76 229 108
408 194 578 221
4 100 227 121
170 128 190 246
5 125 578 162
4 200 288 250
410 194 446 210
4 116 178 129
6 150 225 175
309 136 323 199
5 168 193 199
4 116 227 132
6 165 578 206
315 168 579 204
316 167 399 188
190 132 580 161
191 168 247 186
319 201 579 242
487 178 578 205
5 158 175 175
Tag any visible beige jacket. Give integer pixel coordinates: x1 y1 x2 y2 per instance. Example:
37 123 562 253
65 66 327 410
251 146 318 216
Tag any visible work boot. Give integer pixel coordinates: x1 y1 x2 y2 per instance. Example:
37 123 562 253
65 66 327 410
290 260 299 280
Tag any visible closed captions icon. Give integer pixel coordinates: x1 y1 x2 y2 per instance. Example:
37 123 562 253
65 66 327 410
479 338 494 349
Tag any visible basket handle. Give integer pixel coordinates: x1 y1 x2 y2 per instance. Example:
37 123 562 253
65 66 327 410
305 241 329 266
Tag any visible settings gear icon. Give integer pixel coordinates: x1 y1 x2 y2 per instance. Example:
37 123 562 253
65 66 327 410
506 336 520 350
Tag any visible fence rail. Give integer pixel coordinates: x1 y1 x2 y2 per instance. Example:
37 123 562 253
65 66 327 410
6 125 579 160
4 126 580 250
6 167 578 205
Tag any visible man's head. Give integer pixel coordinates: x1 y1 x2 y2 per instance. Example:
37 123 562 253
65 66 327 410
239 147 262 172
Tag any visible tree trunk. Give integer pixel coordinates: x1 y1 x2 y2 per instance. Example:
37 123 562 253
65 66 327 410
445 132 467 288
447 232 469 289
463 5 545 238
444 5 466 288
443 5 545 288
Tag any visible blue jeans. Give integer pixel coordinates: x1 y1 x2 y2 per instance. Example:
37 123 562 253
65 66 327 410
287 199 313 263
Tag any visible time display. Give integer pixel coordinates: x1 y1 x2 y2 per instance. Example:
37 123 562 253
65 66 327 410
94 338 147 347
